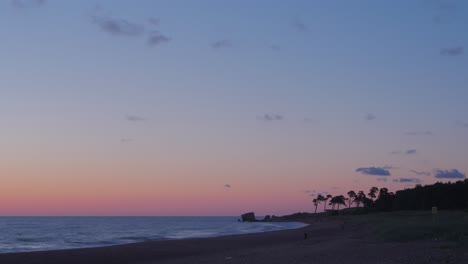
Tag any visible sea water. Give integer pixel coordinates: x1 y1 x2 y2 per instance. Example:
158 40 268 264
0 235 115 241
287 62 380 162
0 217 306 253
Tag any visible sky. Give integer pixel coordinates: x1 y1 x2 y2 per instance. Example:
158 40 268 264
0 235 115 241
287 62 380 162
0 0 467 216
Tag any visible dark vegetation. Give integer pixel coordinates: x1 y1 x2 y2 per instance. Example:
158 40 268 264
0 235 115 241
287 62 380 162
306 180 468 245
312 179 468 213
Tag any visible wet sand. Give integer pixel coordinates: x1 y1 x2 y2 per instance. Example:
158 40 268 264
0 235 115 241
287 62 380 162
0 220 462 264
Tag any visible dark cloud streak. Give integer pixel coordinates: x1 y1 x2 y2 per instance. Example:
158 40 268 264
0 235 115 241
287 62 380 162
92 15 145 36
147 30 170 46
126 115 146 122
440 47 464 56
257 114 284 122
356 167 391 176
212 39 231 49
405 149 417 155
393 178 421 183
434 169 465 179
292 18 308 32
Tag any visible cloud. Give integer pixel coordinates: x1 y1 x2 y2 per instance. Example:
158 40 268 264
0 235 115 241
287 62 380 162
11 0 45 8
393 178 421 183
126 115 146 122
434 169 465 179
148 17 160 26
224 184 232 188
121 138 133 143
270 45 281 51
405 149 417 155
405 131 432 136
440 47 464 56
377 177 387 182
410 170 431 176
92 15 145 37
147 30 170 46
304 190 318 197
212 39 231 49
356 167 391 176
431 1 457 24
390 149 417 155
292 18 308 32
257 114 284 122
455 121 468 128
365 113 376 121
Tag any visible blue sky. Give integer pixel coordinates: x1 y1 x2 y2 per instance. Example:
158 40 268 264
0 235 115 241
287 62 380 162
0 0 467 215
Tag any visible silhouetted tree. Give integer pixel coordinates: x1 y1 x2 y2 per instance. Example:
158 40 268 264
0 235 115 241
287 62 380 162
316 194 325 212
347 190 356 207
313 198 319 213
368 187 379 201
355 191 367 207
324 194 332 211
334 195 347 210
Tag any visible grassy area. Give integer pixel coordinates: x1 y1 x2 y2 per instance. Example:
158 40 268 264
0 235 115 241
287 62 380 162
340 210 468 243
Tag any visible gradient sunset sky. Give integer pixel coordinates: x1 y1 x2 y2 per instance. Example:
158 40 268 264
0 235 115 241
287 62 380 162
1 0 467 216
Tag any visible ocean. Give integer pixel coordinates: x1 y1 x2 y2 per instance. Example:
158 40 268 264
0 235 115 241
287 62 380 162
0 217 306 253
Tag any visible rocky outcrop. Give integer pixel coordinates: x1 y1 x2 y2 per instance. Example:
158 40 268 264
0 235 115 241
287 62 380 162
241 212 257 222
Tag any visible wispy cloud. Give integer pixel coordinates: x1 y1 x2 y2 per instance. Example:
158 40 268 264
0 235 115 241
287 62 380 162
270 45 281 51
455 121 468 128
410 170 431 176
393 178 421 183
11 0 45 8
405 149 417 155
92 15 145 37
440 47 464 56
434 169 465 179
148 17 160 26
212 39 231 49
292 18 308 32
121 138 133 143
224 184 232 188
257 114 284 122
365 113 376 121
126 115 146 122
356 167 391 176
390 149 417 155
405 131 432 136
147 30 170 46
432 1 457 24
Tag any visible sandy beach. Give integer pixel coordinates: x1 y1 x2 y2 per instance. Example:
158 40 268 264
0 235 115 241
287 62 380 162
0 218 463 264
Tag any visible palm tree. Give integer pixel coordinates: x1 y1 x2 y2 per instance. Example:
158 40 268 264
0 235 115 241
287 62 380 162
323 194 332 211
316 194 325 212
347 191 356 207
329 196 336 210
334 195 347 210
313 198 319 213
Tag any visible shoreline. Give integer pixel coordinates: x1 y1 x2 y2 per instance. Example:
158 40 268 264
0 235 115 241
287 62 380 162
0 225 316 264
0 219 307 255
0 221 313 264
0 217 460 264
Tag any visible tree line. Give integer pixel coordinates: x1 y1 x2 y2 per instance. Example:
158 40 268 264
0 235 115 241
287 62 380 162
312 179 468 213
